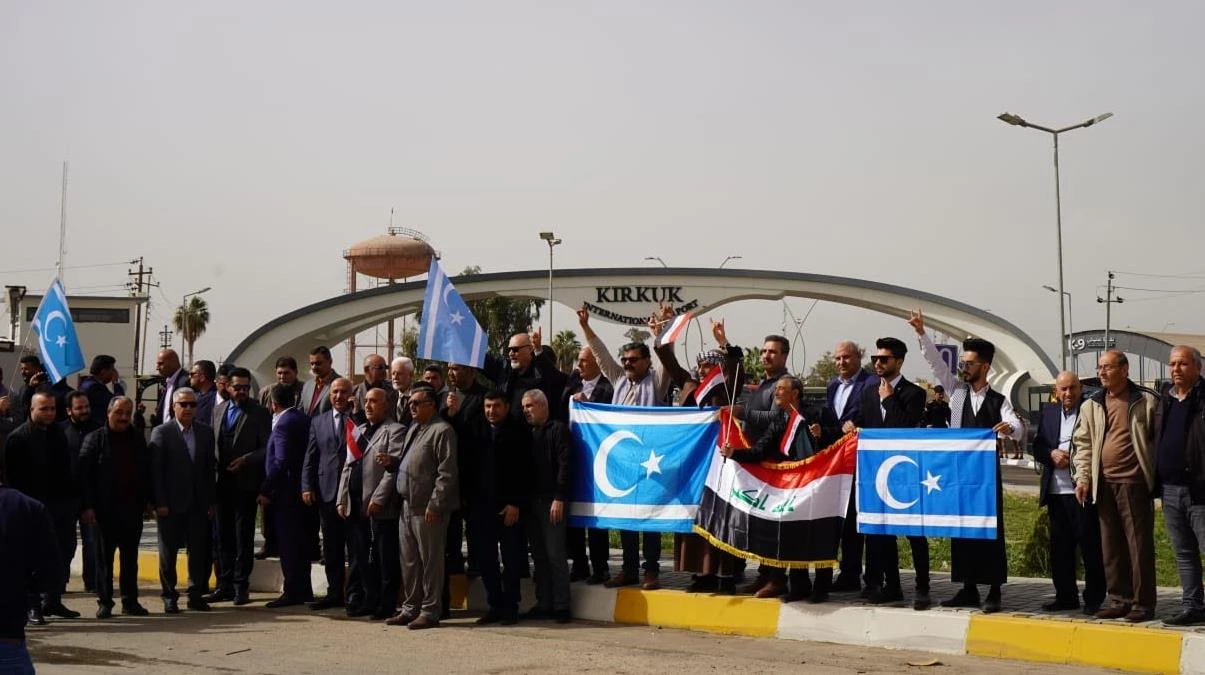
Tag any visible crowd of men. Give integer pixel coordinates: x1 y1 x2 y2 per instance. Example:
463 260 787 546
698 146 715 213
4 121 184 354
3 303 1205 672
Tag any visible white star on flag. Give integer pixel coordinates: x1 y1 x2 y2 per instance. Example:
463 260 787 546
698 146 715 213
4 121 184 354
55 335 67 347
640 449 664 478
449 311 464 325
921 471 942 494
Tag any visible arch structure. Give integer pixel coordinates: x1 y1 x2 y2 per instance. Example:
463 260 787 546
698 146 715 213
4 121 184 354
227 268 1058 410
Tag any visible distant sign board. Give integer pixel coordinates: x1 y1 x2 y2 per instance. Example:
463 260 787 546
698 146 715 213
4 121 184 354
936 344 958 375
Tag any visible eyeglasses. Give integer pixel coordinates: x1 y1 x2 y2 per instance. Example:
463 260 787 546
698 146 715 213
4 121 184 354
231 384 251 392
506 345 531 353
408 399 433 408
869 355 893 363
366 365 387 371
620 356 646 364
957 360 982 369
175 401 198 408
1097 364 1122 372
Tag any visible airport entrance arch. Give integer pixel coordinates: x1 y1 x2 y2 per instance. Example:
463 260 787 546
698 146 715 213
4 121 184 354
226 268 1058 410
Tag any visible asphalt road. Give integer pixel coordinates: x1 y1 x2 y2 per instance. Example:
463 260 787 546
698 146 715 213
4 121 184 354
25 589 1116 675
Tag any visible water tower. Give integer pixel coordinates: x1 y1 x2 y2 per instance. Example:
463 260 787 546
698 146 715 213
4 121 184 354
343 227 436 374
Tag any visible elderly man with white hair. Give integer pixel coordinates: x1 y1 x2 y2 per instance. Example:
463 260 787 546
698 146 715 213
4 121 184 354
389 357 415 423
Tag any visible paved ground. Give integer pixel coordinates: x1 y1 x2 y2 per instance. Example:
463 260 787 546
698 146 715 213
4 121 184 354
27 588 1119 675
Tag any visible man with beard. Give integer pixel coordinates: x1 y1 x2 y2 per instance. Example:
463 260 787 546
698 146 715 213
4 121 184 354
2 392 80 623
577 306 671 590
78 355 123 424
79 397 151 618
152 349 189 427
389 357 415 424
207 368 271 606
301 347 339 418
855 337 930 610
259 356 304 409
60 391 101 594
485 329 567 424
910 311 1023 613
189 360 219 428
258 356 306 561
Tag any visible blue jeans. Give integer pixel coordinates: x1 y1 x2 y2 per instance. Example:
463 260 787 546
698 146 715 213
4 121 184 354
0 640 34 674
1161 484 1205 612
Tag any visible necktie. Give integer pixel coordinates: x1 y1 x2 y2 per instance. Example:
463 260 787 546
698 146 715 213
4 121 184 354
226 403 241 431
623 383 637 405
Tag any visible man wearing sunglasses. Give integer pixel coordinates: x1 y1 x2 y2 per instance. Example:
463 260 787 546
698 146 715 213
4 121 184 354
577 305 672 591
208 368 271 606
909 310 1023 613
482 329 568 425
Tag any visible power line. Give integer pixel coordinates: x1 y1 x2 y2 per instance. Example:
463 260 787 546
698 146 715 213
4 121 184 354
1113 270 1205 280
1113 285 1205 294
3 259 135 275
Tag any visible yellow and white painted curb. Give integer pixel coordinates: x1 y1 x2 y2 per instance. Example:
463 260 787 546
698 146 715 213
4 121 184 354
73 551 1203 674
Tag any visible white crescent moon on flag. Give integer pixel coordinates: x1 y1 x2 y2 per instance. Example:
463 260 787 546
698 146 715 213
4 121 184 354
441 283 455 307
42 310 67 348
594 430 641 499
874 454 918 510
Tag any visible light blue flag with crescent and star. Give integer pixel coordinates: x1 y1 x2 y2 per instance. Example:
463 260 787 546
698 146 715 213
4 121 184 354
417 258 487 367
856 428 998 540
31 278 86 384
568 401 719 533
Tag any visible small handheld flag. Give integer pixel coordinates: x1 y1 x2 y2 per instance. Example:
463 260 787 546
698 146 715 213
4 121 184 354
694 366 726 406
655 312 692 346
418 259 488 367
345 418 367 464
31 278 85 384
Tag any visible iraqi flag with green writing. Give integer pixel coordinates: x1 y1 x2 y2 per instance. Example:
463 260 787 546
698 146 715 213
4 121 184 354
694 433 858 568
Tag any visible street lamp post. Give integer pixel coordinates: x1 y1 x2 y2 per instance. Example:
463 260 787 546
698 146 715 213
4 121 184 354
1042 285 1075 372
998 111 1112 371
644 256 668 268
180 286 212 358
719 255 742 268
539 232 561 338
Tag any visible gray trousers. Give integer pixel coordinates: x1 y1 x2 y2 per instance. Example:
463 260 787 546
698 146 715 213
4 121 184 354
1162 484 1205 612
529 495 570 612
400 502 447 620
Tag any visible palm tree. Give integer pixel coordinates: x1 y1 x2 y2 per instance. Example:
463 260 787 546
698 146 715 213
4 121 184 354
173 296 210 365
550 329 581 373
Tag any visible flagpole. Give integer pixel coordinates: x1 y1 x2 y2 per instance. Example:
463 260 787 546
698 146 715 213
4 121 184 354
58 161 68 285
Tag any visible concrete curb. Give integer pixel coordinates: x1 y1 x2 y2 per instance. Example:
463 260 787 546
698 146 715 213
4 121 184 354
73 551 1204 673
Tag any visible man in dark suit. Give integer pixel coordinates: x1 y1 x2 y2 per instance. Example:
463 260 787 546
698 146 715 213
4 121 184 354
60 390 101 594
2 392 80 623
149 387 216 613
79 396 151 618
441 362 486 600
523 389 573 623
78 354 123 424
814 341 877 592
855 337 930 610
152 349 190 427
1032 370 1105 615
207 367 271 605
303 377 359 611
560 347 614 583
259 385 313 607
337 387 406 620
300 346 340 418
463 390 531 625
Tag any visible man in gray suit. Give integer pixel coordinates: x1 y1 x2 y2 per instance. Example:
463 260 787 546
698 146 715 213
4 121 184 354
385 385 459 630
337 387 404 620
301 346 340 418
149 387 216 614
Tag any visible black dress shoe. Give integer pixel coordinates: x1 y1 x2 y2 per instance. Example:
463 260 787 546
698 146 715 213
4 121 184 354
164 599 181 614
203 590 235 603
233 593 251 606
43 603 81 619
913 590 932 611
982 590 1002 614
27 608 46 626
476 609 506 625
122 603 150 617
570 566 590 582
1083 604 1101 616
868 586 904 605
716 578 737 595
1041 599 1080 612
265 596 304 609
96 605 113 619
781 589 811 604
346 606 373 618
686 575 719 593
309 596 344 610
522 606 553 620
941 588 981 608
554 609 571 624
1164 610 1205 626
187 599 212 612
501 610 519 625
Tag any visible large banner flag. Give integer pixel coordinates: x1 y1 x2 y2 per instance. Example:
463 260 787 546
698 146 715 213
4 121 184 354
569 401 719 533
695 433 858 568
31 278 85 384
856 428 998 540
418 258 488 367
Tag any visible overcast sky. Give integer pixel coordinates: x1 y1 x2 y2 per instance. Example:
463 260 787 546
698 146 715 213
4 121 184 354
4 1 1204 380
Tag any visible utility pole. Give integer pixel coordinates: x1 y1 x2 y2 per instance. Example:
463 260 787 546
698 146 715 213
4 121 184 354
158 324 174 350
127 257 157 376
1097 271 1124 350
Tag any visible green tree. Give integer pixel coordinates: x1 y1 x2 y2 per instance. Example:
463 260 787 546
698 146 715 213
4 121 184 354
741 349 766 383
551 329 581 373
802 351 836 387
622 328 651 345
173 296 210 365
458 265 544 357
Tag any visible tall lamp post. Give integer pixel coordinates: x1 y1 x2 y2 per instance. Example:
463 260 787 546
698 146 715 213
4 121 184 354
539 232 561 337
998 110 1112 371
1042 285 1075 372
180 286 211 356
644 256 668 268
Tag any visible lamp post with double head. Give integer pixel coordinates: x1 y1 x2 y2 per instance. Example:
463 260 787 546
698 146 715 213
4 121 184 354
539 232 561 337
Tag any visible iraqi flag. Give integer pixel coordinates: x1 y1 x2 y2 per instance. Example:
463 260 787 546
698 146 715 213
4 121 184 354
693 366 725 406
345 419 368 464
655 312 692 346
694 433 858 568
